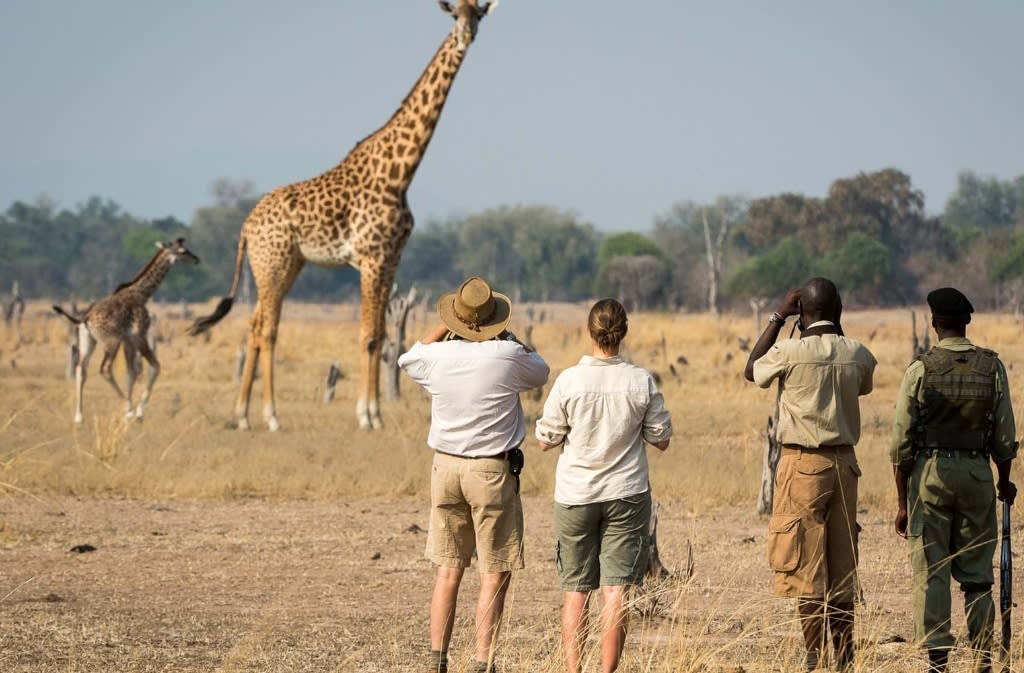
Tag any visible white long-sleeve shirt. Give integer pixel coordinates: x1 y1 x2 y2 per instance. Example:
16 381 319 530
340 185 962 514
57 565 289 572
398 339 550 458
535 355 673 505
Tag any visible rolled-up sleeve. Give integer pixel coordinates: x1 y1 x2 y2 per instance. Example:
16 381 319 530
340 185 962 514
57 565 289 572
642 375 673 444
397 342 432 387
890 361 923 475
752 343 789 389
535 376 568 445
991 360 1018 464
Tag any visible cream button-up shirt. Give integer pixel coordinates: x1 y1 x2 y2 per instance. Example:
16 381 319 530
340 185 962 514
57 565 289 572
399 339 550 458
535 355 673 505
753 325 876 448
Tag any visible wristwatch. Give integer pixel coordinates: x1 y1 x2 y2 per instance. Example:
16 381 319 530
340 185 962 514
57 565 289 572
768 312 785 325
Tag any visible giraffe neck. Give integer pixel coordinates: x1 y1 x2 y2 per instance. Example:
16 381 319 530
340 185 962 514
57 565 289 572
348 31 470 189
117 252 172 301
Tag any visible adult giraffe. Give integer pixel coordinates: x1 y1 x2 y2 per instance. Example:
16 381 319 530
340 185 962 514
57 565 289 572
189 0 499 431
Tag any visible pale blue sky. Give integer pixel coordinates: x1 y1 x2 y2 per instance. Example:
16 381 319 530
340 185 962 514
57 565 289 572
1 1 1021 231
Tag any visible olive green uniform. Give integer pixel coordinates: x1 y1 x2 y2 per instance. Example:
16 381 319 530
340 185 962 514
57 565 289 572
891 337 1018 651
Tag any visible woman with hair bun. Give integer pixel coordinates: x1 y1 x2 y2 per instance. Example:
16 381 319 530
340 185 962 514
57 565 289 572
536 298 673 673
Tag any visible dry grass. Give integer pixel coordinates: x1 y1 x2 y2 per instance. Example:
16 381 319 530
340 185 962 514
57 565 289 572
2 301 1024 671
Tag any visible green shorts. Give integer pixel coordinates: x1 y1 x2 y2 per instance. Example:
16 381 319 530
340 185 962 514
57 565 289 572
554 491 651 593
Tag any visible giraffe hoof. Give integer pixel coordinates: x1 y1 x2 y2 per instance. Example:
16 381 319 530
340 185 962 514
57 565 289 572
237 418 251 431
370 415 384 431
73 414 84 425
267 417 281 432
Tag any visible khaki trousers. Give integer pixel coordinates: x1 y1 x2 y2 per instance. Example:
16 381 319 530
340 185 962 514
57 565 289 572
767 446 861 602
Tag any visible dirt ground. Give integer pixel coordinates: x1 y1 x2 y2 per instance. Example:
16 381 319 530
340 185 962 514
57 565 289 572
3 493 1004 673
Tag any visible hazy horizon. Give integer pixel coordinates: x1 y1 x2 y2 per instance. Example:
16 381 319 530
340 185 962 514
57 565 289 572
2 1 1022 230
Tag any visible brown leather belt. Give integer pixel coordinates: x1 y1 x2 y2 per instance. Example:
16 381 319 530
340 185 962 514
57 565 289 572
782 444 854 456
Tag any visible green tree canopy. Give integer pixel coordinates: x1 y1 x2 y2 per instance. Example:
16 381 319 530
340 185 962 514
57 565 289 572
727 236 812 299
821 232 892 300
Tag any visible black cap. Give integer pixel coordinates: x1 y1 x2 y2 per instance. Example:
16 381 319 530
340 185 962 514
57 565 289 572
927 287 974 321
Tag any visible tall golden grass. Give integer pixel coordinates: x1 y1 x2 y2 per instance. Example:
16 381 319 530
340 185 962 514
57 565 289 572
2 301 1024 508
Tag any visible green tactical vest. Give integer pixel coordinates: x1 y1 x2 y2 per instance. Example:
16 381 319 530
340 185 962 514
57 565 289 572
916 346 999 452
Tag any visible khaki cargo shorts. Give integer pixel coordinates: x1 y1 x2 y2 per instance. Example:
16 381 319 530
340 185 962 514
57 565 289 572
554 491 651 593
426 451 524 573
767 446 860 602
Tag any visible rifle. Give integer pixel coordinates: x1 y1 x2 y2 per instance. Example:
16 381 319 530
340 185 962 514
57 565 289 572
1001 499 1012 673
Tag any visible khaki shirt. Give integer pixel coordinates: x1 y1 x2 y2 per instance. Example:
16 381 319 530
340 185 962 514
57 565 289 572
753 331 876 448
890 336 1017 473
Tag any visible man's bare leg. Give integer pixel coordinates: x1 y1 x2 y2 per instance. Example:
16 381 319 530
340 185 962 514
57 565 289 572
600 585 629 673
431 566 465 653
562 591 591 673
473 571 511 666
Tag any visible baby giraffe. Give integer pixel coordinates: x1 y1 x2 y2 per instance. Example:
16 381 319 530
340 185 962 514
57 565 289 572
54 239 199 423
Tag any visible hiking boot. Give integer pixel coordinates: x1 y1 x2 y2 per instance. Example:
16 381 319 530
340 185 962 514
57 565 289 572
927 649 949 673
427 650 448 673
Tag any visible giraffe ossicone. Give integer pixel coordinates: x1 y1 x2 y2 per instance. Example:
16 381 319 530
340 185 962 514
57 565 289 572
187 1 498 432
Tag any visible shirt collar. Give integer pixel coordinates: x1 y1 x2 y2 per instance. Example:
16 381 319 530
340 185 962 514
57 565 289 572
579 354 624 366
937 336 975 349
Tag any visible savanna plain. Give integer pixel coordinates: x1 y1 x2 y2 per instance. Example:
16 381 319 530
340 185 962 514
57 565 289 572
2 302 1024 672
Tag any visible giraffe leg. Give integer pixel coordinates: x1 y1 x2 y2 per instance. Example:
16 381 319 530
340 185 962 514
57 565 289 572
258 301 283 433
74 326 96 424
257 258 304 432
123 341 138 419
132 337 160 420
235 319 261 431
357 262 395 430
98 342 127 402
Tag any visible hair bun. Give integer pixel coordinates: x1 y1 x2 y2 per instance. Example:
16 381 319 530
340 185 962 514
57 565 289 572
588 298 628 352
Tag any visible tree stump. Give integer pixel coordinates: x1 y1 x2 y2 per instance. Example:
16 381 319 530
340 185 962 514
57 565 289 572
911 310 930 361
381 285 418 401
756 411 783 515
646 500 670 579
750 297 769 337
323 362 344 403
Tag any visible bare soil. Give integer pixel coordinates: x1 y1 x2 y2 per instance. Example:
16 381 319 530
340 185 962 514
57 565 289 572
1 494 972 673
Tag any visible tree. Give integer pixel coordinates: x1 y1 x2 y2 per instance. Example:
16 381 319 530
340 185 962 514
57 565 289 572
604 255 669 311
396 220 462 299
727 236 812 300
821 233 891 301
595 232 668 303
596 232 663 269
944 171 1023 232
654 196 747 311
448 205 598 302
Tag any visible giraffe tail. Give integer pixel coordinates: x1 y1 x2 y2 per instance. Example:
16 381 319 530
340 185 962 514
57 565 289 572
52 305 82 324
186 233 246 337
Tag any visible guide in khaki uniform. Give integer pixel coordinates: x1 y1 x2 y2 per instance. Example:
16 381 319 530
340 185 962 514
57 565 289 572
891 288 1018 673
744 278 877 672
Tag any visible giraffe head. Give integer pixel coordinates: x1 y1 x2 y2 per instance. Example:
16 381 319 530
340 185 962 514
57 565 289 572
156 238 200 265
438 0 498 51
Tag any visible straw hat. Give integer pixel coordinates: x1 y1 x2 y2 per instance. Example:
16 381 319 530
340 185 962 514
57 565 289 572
438 276 512 342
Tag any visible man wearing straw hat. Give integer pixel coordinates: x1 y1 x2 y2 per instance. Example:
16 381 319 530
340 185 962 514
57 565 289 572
399 276 550 673
891 287 1018 673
